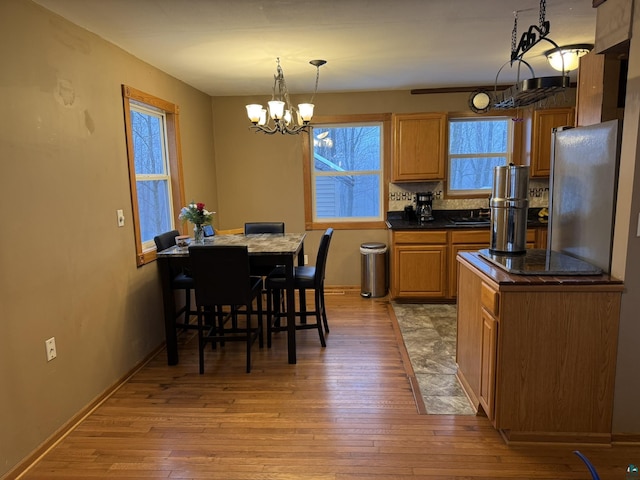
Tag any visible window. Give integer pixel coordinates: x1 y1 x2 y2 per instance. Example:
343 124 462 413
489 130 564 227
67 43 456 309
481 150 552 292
448 116 513 196
130 105 173 244
122 85 185 266
303 114 390 230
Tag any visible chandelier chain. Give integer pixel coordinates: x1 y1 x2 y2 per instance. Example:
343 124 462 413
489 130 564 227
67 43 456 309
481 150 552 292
539 0 546 29
310 65 322 105
272 58 293 113
511 11 518 55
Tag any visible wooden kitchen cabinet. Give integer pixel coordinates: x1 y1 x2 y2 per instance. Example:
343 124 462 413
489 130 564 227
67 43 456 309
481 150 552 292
576 50 625 127
479 308 498 421
392 112 447 181
530 108 575 177
390 227 544 301
390 230 448 299
448 229 537 299
456 252 623 444
535 226 548 249
448 230 490 299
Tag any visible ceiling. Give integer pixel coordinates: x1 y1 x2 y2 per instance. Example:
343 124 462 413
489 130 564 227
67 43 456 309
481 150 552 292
32 0 596 97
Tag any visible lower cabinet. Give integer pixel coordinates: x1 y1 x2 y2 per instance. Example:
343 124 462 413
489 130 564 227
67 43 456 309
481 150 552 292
535 226 548 249
390 230 447 299
449 230 491 299
391 227 544 301
456 252 623 444
478 280 499 421
479 309 497 421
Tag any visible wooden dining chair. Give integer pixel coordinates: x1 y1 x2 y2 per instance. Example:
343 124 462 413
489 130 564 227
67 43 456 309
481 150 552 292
265 227 333 348
188 245 264 373
244 222 285 235
153 229 197 330
244 222 286 277
244 222 288 320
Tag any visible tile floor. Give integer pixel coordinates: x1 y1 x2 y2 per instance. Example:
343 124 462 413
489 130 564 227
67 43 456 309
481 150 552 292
391 303 476 415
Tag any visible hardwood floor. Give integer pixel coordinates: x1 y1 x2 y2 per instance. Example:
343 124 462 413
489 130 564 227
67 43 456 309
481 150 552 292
18 292 640 479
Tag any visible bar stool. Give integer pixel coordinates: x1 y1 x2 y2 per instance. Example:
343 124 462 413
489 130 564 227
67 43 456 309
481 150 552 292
265 228 333 347
153 229 197 330
188 245 264 373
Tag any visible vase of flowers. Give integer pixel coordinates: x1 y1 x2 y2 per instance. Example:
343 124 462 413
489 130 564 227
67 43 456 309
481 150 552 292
193 223 205 244
178 202 214 245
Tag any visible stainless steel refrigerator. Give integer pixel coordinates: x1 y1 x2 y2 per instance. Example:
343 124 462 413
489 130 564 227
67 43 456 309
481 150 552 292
548 119 622 273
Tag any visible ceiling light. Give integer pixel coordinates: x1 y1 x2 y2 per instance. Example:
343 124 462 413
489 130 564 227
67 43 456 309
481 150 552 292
246 58 326 135
469 89 492 114
545 44 593 72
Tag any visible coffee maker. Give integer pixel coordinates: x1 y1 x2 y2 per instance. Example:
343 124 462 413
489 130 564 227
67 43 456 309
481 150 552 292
416 191 434 224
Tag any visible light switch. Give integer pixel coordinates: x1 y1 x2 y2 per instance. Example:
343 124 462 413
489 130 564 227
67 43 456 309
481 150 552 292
117 209 125 227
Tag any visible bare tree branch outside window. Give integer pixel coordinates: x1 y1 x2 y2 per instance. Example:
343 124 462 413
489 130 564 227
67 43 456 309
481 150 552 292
312 124 382 219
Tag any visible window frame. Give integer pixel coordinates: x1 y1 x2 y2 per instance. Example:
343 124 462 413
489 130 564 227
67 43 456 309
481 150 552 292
446 110 523 198
302 113 391 230
122 85 186 266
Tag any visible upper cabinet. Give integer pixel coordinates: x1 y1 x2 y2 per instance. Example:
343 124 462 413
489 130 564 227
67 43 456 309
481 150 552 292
594 0 632 53
576 50 626 127
392 112 447 182
529 108 575 177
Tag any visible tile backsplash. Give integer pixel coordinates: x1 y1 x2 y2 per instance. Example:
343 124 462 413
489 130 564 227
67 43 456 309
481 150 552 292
388 178 549 211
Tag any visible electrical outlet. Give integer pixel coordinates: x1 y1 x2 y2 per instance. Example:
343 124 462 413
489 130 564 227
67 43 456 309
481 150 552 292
117 209 125 227
304 254 309 265
45 337 57 361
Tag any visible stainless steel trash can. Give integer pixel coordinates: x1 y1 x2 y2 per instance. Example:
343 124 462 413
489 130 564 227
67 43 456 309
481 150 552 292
360 242 387 298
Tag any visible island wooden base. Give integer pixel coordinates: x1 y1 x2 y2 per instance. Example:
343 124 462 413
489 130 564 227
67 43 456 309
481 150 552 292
456 252 623 444
456 370 613 445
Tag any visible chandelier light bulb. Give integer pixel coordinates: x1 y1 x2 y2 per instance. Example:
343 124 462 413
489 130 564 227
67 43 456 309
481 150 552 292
258 108 267 126
268 100 285 120
298 103 315 123
245 104 263 124
283 109 293 125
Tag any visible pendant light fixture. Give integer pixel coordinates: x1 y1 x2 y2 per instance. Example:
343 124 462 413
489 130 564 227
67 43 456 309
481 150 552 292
545 44 593 72
246 58 327 135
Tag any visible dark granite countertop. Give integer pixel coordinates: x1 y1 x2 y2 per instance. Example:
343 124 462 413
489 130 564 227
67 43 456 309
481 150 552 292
386 208 548 230
458 251 623 285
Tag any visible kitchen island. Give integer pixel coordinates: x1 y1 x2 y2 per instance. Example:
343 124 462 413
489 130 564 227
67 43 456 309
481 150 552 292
456 251 623 444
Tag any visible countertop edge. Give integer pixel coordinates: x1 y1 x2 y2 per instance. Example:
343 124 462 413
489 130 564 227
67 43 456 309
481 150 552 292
457 251 624 286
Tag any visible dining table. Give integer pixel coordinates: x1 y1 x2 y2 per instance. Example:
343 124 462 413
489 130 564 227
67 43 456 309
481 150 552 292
156 232 306 365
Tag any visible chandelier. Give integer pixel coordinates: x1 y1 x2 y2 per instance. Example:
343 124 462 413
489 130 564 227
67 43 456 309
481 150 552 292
246 58 326 135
